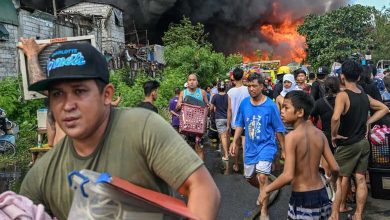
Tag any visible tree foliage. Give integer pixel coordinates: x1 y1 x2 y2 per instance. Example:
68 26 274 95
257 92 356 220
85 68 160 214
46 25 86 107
0 76 44 163
162 17 210 49
371 8 390 61
157 17 242 108
298 5 376 68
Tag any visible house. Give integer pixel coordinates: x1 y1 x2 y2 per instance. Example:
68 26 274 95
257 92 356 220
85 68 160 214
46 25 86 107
0 0 21 78
60 1 125 65
0 0 125 78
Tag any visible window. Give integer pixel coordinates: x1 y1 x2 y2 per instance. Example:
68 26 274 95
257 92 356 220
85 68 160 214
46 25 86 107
0 24 9 41
114 10 123 27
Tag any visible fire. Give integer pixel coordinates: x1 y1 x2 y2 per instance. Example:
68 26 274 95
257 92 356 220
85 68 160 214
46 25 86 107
243 18 307 65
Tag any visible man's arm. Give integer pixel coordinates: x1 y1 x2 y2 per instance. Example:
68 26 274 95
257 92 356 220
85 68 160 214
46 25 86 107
170 110 180 117
142 113 219 219
18 38 49 85
331 92 347 147
261 133 296 204
229 126 243 156
176 91 184 111
210 95 216 113
367 95 388 126
275 96 282 112
272 104 286 157
276 132 285 158
227 96 232 129
322 134 339 185
201 89 209 106
177 166 221 220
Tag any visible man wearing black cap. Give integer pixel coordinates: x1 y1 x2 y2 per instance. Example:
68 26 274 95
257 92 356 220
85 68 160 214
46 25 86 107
17 38 220 220
311 66 329 101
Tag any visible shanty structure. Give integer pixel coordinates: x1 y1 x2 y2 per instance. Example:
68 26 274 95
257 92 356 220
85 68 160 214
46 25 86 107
0 0 125 77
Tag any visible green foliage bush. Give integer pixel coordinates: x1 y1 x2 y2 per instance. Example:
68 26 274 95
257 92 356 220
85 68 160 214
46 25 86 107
110 69 152 107
0 76 44 163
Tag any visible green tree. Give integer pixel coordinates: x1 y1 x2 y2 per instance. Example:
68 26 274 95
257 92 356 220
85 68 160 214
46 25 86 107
158 17 242 108
371 8 390 62
162 17 210 48
298 5 376 68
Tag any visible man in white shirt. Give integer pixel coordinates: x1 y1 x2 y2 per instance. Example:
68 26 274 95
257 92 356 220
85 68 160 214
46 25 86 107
227 67 250 172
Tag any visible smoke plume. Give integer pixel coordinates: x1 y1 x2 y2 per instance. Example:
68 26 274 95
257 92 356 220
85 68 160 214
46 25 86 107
22 0 349 60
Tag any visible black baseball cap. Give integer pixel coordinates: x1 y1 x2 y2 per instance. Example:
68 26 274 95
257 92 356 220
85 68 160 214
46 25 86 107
317 66 329 75
29 42 109 91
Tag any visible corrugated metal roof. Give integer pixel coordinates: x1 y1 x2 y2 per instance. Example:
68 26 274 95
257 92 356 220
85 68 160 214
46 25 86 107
62 1 123 12
0 0 19 26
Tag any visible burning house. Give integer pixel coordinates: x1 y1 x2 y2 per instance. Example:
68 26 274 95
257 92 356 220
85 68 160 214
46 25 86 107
0 0 125 78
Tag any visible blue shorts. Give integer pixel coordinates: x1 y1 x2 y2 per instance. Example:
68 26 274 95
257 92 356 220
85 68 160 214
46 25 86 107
288 187 332 220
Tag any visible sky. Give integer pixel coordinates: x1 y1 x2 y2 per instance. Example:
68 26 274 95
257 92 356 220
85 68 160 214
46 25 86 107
352 0 390 10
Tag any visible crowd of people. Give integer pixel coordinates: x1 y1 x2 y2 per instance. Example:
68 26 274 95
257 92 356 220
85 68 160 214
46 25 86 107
11 37 390 220
166 61 389 219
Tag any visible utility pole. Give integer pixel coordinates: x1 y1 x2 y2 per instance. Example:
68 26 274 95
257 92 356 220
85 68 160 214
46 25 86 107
52 0 57 18
133 20 139 45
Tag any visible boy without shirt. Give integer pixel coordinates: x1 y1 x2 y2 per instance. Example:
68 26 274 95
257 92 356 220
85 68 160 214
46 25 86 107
260 91 340 220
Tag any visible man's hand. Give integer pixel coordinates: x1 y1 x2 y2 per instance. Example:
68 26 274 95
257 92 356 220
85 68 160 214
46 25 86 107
331 134 348 148
365 123 371 139
18 37 49 58
18 37 50 85
229 142 237 156
111 95 122 107
259 189 269 206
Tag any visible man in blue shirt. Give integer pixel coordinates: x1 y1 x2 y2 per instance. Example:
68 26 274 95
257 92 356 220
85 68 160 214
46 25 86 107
230 73 285 219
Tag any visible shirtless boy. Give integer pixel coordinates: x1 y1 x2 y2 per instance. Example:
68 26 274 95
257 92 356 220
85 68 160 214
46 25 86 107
260 90 339 219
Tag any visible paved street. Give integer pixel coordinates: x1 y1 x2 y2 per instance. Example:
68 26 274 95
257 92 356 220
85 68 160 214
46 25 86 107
204 141 390 220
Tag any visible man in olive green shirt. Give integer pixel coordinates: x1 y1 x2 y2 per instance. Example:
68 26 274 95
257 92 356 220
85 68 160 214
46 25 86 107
18 38 220 220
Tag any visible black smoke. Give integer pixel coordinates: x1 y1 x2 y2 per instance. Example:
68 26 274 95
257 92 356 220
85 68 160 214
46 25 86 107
21 0 349 55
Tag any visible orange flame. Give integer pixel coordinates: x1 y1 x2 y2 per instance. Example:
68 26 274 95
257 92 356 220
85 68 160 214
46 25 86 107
243 18 307 65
